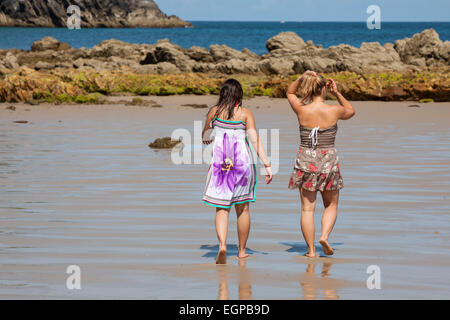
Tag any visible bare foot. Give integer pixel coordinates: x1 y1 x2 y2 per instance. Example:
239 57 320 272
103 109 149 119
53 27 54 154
216 249 227 264
304 252 317 258
319 239 334 256
238 250 249 259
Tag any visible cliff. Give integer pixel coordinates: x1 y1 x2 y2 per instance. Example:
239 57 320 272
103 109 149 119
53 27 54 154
0 0 191 28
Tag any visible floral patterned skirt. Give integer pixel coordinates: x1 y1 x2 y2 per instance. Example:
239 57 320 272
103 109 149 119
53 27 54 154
288 147 344 192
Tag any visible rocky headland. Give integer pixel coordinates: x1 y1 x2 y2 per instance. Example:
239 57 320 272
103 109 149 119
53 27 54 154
0 0 191 28
0 29 449 103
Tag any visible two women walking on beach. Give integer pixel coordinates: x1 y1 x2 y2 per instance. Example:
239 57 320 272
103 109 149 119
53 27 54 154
202 72 355 263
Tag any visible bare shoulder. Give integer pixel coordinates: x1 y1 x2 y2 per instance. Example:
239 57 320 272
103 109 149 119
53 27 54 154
325 103 343 114
240 107 255 126
241 107 253 115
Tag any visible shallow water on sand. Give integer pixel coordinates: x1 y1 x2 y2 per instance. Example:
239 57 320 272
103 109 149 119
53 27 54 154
0 98 449 299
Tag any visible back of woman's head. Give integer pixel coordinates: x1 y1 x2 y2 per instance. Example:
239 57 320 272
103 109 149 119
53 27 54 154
214 79 243 120
298 71 327 103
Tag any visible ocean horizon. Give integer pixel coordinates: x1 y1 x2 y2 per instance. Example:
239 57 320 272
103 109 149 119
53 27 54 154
0 21 449 55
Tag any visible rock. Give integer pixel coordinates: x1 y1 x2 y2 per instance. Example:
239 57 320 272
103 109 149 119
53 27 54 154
394 29 449 67
88 39 142 61
31 37 71 52
35 61 55 70
5 105 16 110
192 63 216 73
293 57 337 74
73 58 103 69
0 0 191 28
266 32 306 52
216 59 260 74
289 42 408 74
3 52 19 70
13 120 28 124
149 137 183 149
241 48 261 60
126 97 151 106
140 42 192 72
258 58 295 75
186 46 214 63
133 64 158 74
210 45 248 62
156 62 180 74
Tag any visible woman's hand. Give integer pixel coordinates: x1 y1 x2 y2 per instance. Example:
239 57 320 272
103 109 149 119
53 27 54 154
202 136 213 145
265 165 273 184
326 78 339 96
202 128 214 145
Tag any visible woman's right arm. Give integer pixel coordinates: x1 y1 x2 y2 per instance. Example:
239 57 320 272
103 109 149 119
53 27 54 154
202 107 216 144
327 79 355 120
286 76 306 113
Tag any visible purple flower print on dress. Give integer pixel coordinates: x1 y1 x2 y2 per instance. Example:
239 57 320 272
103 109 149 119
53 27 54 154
212 132 250 193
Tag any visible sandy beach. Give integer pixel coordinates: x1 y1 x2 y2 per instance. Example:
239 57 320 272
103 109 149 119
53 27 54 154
0 96 449 299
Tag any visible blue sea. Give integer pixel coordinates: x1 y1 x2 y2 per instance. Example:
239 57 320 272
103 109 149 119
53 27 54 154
0 21 449 54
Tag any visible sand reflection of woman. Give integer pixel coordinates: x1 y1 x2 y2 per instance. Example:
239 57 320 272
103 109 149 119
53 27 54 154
300 261 339 300
216 259 252 300
202 79 273 264
287 71 355 257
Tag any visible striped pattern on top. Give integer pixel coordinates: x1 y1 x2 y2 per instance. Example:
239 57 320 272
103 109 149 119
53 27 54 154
300 124 338 149
212 118 247 130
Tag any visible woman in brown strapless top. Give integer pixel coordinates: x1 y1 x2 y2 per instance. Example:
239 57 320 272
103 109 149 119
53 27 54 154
286 71 355 258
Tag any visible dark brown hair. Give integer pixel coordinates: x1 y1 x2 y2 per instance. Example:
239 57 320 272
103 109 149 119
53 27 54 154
213 79 243 120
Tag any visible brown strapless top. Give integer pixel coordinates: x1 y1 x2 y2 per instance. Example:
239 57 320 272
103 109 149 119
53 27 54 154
300 124 338 149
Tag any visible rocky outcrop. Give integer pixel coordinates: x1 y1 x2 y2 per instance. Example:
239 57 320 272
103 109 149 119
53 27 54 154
0 29 448 78
394 29 450 67
0 0 191 28
0 29 449 102
266 32 307 52
31 36 72 52
138 28 450 75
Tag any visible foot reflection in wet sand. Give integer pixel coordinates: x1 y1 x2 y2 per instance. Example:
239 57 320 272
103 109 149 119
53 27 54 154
217 266 229 300
300 261 339 300
216 259 252 300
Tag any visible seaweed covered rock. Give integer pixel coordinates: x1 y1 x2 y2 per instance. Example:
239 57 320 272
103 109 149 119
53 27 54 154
149 137 183 149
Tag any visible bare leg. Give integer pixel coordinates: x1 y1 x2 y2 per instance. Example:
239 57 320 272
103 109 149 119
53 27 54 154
235 203 250 259
319 190 339 256
215 207 230 264
300 188 317 257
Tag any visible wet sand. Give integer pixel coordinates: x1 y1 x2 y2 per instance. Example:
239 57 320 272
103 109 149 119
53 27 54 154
0 96 449 299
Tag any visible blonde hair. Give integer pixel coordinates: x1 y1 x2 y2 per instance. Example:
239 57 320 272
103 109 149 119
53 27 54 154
298 71 327 103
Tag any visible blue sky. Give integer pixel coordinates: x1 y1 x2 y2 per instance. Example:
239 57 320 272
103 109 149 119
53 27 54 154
156 0 450 22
